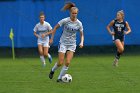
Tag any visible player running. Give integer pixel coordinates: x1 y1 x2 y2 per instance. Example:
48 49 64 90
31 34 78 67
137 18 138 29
34 12 53 67
48 2 84 82
107 10 131 67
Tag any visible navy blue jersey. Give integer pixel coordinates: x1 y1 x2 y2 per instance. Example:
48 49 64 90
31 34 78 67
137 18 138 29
113 19 126 37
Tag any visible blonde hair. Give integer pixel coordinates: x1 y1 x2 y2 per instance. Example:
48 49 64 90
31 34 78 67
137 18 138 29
62 2 78 12
117 10 124 19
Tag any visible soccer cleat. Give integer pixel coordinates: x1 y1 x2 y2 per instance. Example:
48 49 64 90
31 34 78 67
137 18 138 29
113 58 119 67
57 79 63 82
49 70 54 79
48 54 52 64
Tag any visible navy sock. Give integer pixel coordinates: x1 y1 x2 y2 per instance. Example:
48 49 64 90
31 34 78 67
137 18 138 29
115 51 121 60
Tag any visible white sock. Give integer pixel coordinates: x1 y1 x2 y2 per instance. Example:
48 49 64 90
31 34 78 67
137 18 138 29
48 53 51 58
40 56 45 64
58 65 68 79
52 62 59 72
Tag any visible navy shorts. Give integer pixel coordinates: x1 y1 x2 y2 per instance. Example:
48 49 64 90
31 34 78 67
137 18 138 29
112 35 124 42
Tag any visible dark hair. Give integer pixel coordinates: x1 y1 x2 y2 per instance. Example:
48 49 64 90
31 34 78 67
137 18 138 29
39 11 45 17
62 2 76 11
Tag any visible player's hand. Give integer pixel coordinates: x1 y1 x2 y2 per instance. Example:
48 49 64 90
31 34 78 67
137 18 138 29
79 43 84 48
124 31 128 35
110 32 115 35
42 34 45 38
49 39 53 44
36 35 39 38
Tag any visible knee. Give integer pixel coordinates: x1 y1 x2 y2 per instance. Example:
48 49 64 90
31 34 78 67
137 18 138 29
44 53 48 57
39 51 43 55
65 59 71 67
57 61 64 67
57 63 63 67
65 62 70 67
118 47 124 53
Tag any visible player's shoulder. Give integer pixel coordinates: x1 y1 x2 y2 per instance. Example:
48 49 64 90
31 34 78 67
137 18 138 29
111 19 116 25
124 20 128 23
44 21 51 26
59 17 70 24
77 19 83 26
113 19 117 22
121 20 128 25
124 21 129 26
35 22 40 26
62 17 70 21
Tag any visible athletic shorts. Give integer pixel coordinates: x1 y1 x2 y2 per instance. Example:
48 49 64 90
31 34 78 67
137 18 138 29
58 43 76 53
112 35 124 42
37 38 50 47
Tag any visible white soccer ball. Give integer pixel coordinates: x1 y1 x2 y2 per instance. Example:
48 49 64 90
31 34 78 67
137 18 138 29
62 74 72 83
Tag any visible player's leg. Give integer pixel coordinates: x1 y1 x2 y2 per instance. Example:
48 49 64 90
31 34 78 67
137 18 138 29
120 41 124 56
43 42 52 63
38 44 46 66
49 44 66 79
113 39 124 66
43 47 48 57
115 40 124 58
65 51 74 67
57 45 75 82
121 41 124 48
57 51 74 82
44 47 52 63
49 52 65 79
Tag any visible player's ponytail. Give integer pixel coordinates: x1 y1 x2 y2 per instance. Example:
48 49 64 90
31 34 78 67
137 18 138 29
62 2 76 11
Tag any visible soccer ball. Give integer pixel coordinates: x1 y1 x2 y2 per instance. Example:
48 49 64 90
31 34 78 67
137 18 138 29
62 74 72 83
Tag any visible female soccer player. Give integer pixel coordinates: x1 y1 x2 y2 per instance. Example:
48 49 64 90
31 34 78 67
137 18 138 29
107 10 131 67
34 12 52 67
48 2 84 82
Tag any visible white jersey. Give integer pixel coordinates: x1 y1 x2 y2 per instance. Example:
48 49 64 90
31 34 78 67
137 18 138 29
34 21 52 42
58 17 83 45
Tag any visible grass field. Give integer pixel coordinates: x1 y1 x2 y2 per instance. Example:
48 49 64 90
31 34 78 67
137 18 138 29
0 54 140 93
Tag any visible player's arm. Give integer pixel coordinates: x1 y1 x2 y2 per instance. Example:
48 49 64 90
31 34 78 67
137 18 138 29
50 24 60 41
44 24 60 43
47 29 53 44
44 29 53 36
33 25 39 38
42 30 52 38
79 31 84 48
48 18 65 42
125 21 131 35
34 32 39 38
106 20 115 35
43 24 53 38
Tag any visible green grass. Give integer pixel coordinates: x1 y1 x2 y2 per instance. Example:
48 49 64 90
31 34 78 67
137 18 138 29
0 54 140 93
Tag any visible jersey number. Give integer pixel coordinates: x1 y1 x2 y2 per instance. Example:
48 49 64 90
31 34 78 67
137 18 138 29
117 27 122 32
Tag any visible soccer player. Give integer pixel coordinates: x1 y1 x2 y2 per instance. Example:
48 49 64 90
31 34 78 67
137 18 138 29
34 12 53 67
107 10 131 67
48 2 84 82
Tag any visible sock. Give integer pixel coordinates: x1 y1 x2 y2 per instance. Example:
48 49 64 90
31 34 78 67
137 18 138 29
48 53 51 58
40 56 46 64
115 51 121 60
52 62 59 72
58 65 69 79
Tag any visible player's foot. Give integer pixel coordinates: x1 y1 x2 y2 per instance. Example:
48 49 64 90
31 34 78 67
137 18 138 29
48 54 52 64
42 62 46 67
57 79 63 82
113 58 119 67
49 70 54 79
